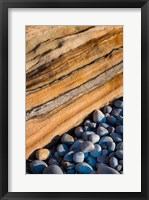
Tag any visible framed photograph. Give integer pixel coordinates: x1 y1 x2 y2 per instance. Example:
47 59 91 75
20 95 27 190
0 0 149 199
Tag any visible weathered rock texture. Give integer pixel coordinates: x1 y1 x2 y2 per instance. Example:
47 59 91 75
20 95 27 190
26 25 123 159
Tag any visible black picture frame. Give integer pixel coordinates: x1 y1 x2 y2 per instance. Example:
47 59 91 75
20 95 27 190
0 0 149 199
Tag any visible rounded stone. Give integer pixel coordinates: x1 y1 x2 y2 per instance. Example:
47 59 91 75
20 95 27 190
82 131 95 140
100 123 109 129
84 152 89 158
109 157 118 168
93 110 105 124
108 152 115 159
97 155 109 164
107 126 115 133
61 133 74 145
67 169 75 174
84 119 91 126
54 152 60 159
119 160 123 167
97 126 109 137
115 126 123 135
85 156 97 168
80 141 95 153
73 152 84 163
102 105 112 114
63 151 74 162
61 160 75 170
116 142 123 150
114 100 123 108
75 162 93 174
111 109 122 117
35 148 50 160
110 133 122 143
97 165 119 174
84 126 91 131
116 164 122 171
89 122 97 129
116 116 123 126
30 160 47 174
98 136 113 146
74 126 84 138
108 142 116 152
48 158 59 166
57 144 68 156
43 165 63 174
69 139 84 152
115 150 123 159
102 149 109 156
88 134 100 144
90 144 102 158
107 116 117 126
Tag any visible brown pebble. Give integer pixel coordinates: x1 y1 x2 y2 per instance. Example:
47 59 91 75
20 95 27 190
35 148 50 160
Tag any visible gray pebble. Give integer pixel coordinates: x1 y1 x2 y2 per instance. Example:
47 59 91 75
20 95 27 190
115 126 123 135
80 141 95 153
110 133 123 143
97 126 109 137
108 152 115 159
73 152 84 163
102 105 112 114
107 116 117 126
114 100 123 108
100 123 109 129
116 142 123 150
48 158 59 166
88 134 100 144
84 126 91 131
57 144 68 156
119 160 123 167
30 160 47 174
75 162 93 174
97 155 109 163
107 126 115 133
93 110 105 124
116 116 123 126
109 157 118 168
43 165 63 174
111 109 122 117
90 144 102 158
102 149 109 156
82 131 95 140
108 142 116 152
89 122 97 129
75 126 84 138
97 165 119 174
69 139 84 152
61 133 74 145
116 165 122 171
98 136 113 146
84 119 91 126
63 151 74 162
116 150 123 159
84 152 89 158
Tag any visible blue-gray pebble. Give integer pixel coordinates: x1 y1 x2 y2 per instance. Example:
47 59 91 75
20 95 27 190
57 144 68 156
80 141 95 153
85 156 97 168
109 157 118 168
114 100 123 108
107 116 117 126
61 133 74 145
82 131 95 140
30 160 47 174
75 126 84 138
43 165 63 174
115 150 123 159
75 162 93 174
97 155 109 163
108 142 116 152
93 110 106 123
97 126 109 137
48 158 59 166
98 136 113 146
90 144 102 158
69 139 84 152
73 152 84 163
116 142 123 150
110 133 122 143
97 165 119 174
88 134 100 144
63 151 74 162
102 105 112 114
